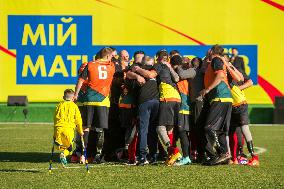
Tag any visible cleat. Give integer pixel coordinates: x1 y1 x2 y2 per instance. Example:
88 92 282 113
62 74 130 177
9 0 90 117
59 153 67 167
125 160 137 166
165 147 179 165
70 154 79 163
229 159 239 165
164 155 172 165
202 156 218 166
94 154 101 164
205 153 230 166
247 155 259 167
174 156 191 166
94 153 105 164
149 155 158 165
80 155 86 164
233 159 240 165
136 158 149 166
238 156 248 165
233 159 239 165
166 152 182 166
215 153 231 165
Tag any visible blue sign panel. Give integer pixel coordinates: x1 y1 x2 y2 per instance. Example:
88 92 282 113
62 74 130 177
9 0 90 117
8 15 257 84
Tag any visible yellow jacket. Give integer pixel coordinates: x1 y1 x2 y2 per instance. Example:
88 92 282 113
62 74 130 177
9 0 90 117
231 85 247 107
54 100 83 135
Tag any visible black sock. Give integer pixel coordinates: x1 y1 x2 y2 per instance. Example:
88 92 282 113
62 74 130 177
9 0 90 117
96 130 104 154
178 128 189 157
247 140 255 156
83 131 89 148
87 130 97 157
236 127 243 155
238 146 244 156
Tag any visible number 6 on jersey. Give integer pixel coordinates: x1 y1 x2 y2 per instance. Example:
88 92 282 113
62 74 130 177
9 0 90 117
98 65 107 79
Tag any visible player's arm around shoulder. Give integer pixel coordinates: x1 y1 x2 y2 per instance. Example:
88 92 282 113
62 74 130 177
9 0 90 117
239 79 253 90
176 66 196 80
132 65 157 79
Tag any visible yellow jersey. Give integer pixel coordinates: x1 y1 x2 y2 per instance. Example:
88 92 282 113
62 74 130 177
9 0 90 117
54 100 83 135
231 85 247 107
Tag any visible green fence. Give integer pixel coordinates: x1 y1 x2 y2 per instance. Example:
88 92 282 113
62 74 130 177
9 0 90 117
0 103 55 123
0 103 275 124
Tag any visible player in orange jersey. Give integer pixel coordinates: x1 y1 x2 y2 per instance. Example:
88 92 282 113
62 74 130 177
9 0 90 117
74 47 116 163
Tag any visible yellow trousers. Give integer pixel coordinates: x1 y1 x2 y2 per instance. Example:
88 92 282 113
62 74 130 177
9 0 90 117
54 126 75 156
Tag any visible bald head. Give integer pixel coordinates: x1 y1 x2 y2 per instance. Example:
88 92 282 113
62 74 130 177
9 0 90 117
120 50 129 62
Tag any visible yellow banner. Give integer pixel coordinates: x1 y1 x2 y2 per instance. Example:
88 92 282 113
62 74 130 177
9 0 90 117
0 0 283 103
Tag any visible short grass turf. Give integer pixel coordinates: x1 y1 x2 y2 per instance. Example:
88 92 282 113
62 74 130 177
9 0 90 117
0 124 283 189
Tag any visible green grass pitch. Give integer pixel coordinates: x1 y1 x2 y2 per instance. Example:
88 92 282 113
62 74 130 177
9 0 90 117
0 124 283 188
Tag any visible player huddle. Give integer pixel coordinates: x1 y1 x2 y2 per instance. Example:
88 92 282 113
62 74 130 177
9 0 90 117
52 45 259 168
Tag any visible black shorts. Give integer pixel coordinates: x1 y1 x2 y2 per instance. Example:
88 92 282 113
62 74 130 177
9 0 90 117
178 113 190 131
86 106 109 129
119 108 136 128
231 104 249 127
158 101 180 126
205 102 232 133
78 105 88 127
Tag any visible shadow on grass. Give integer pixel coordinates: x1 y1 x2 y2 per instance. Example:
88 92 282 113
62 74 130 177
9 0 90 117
0 152 54 163
0 169 40 173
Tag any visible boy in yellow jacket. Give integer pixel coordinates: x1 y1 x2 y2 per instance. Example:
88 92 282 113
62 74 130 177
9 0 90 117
54 89 83 166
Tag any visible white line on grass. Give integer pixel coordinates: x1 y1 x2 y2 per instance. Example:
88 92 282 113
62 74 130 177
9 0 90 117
253 147 267 154
244 146 267 157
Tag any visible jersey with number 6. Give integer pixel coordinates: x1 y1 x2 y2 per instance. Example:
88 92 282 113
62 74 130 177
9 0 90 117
79 59 115 106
